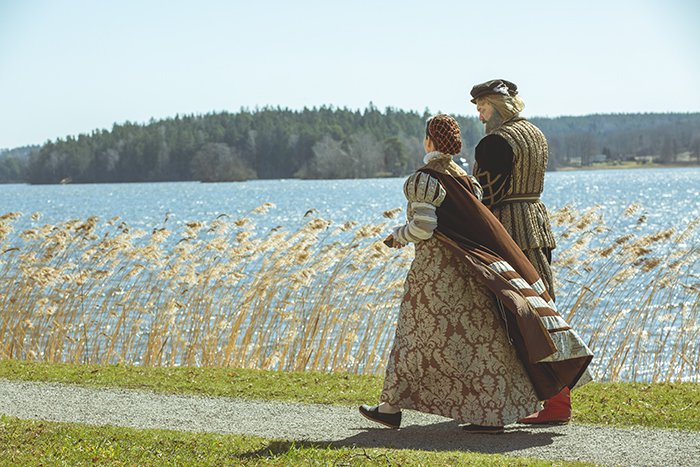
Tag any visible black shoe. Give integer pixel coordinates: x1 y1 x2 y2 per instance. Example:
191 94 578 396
462 424 504 434
359 404 402 429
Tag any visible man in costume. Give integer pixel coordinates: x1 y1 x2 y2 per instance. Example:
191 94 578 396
470 79 573 424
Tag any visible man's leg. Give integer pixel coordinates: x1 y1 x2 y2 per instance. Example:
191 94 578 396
518 387 571 424
519 247 571 424
522 247 555 302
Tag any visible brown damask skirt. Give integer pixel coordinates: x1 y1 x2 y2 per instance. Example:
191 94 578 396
380 237 539 426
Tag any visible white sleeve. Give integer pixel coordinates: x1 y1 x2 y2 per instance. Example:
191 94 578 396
393 202 438 243
392 172 445 244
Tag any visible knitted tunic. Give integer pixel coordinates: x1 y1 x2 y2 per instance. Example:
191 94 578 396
474 118 556 251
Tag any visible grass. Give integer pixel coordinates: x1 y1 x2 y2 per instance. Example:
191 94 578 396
0 208 410 374
556 161 700 171
557 161 661 171
2 197 697 465
0 359 379 405
1 204 698 383
0 360 694 465
1 360 698 431
572 382 700 430
0 415 595 466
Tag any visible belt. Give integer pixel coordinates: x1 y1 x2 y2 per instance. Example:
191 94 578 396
500 193 541 204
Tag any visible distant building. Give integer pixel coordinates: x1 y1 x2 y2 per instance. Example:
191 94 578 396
633 155 655 164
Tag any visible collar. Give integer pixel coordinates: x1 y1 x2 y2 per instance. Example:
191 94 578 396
487 115 524 133
423 151 452 164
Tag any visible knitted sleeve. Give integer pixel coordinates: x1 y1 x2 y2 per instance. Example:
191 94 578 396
473 134 513 207
392 171 446 244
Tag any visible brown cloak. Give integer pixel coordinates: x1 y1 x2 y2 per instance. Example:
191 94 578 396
420 167 593 400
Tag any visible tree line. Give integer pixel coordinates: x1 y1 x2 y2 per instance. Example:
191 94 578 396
531 113 700 169
1 107 698 184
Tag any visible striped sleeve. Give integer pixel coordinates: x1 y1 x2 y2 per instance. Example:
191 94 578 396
393 202 438 244
393 172 445 244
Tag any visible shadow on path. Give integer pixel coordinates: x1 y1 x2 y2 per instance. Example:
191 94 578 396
332 421 563 453
241 421 563 461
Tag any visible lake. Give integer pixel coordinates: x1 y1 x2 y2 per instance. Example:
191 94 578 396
2 167 699 381
4 167 700 238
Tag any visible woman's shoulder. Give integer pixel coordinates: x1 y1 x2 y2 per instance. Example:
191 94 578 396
404 170 439 190
403 170 447 205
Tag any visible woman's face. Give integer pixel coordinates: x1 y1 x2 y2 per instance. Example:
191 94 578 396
424 135 435 153
476 98 494 123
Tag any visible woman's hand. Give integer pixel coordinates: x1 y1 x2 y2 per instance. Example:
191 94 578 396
383 234 404 249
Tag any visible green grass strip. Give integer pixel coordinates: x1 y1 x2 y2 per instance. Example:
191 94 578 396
0 415 594 466
0 359 379 404
1 359 698 431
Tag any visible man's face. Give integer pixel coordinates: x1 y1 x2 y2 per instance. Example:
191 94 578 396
475 98 494 123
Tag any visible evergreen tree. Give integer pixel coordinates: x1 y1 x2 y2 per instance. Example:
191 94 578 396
4 109 698 184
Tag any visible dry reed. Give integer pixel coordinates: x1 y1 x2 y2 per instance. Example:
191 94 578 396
1 204 698 382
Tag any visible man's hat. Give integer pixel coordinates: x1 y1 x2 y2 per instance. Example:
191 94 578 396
470 79 518 103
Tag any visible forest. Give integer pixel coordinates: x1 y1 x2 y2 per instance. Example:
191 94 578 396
1 106 699 184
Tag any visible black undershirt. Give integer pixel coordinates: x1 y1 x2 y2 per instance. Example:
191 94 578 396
474 134 514 207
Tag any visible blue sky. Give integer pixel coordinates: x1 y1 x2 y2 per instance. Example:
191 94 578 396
1 0 698 149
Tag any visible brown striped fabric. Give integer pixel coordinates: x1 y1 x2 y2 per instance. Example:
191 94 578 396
523 248 555 302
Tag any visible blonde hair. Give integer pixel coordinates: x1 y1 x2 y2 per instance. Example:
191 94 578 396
481 93 525 121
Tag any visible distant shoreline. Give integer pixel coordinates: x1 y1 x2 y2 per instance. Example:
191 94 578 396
2 161 699 186
554 161 699 172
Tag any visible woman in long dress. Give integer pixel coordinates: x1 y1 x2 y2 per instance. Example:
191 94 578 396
359 114 592 434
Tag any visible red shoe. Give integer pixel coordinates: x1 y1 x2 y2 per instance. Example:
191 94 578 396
519 387 571 424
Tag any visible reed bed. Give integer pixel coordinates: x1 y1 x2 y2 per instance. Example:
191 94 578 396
0 204 698 382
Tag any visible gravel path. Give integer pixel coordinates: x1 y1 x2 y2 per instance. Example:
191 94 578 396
1 378 698 466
